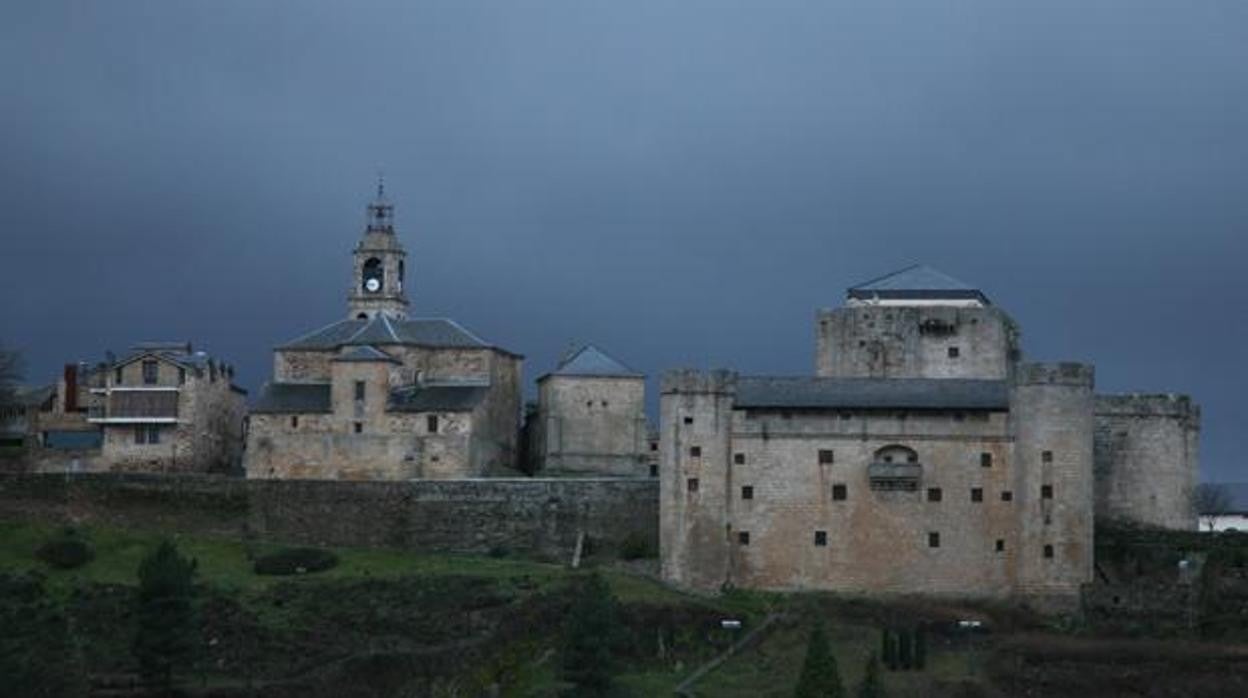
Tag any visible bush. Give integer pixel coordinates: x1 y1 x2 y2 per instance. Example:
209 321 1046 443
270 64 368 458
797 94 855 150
253 547 339 576
618 531 657 561
35 534 95 570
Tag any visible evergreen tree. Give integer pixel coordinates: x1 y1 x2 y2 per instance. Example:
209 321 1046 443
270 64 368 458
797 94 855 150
794 622 844 698
856 653 886 698
897 628 913 670
561 572 619 696
881 628 896 670
132 540 198 693
914 624 927 671
0 573 88 698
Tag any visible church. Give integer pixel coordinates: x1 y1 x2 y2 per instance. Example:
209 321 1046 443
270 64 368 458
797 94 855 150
245 186 523 480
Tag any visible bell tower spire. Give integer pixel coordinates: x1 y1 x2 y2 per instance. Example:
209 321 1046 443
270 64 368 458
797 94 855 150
348 180 409 321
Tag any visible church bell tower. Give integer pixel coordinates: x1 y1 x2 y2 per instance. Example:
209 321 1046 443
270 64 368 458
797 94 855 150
348 180 409 320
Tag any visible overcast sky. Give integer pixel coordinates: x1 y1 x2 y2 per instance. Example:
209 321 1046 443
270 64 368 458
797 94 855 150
2 2 1244 481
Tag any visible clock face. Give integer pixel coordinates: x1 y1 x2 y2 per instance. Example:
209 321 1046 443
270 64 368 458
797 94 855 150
365 278 381 293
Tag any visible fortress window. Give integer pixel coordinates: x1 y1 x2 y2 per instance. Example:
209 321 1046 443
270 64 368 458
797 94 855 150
927 488 942 502
1042 450 1053 463
814 531 828 547
928 532 941 548
1001 491 1013 502
832 484 847 500
353 421 363 434
601 401 608 407
427 415 439 434
586 401 593 409
980 452 992 468
948 346 960 358
114 367 123 385
1041 485 1054 499
178 368 186 385
354 381 366 401
1043 544 1054 559
650 442 658 451
683 416 693 425
996 539 1005 552
738 531 750 545
290 416 298 429
142 360 159 385
818 449 834 464
687 478 699 493
734 453 746 465
971 488 983 502
741 486 754 500
690 446 702 458
649 465 658 477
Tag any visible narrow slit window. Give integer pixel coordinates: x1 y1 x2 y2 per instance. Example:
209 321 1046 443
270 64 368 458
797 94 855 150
290 416 298 429
354 380 365 401
427 415 439 433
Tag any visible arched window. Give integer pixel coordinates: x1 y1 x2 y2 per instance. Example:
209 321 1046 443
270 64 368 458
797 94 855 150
356 312 369 320
873 444 918 464
362 257 384 293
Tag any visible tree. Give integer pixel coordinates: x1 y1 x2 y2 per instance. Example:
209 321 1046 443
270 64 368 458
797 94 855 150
133 540 199 693
561 572 620 696
1194 483 1234 532
0 572 88 697
856 653 886 698
794 622 844 698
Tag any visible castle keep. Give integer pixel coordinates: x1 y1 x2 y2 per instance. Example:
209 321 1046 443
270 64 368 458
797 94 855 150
660 266 1198 604
245 186 523 480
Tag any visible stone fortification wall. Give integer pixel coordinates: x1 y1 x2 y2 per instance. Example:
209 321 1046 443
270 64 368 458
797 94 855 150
1094 394 1200 531
537 376 648 477
0 474 657 557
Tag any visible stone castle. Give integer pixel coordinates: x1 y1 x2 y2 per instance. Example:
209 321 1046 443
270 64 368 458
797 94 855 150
6 190 1201 607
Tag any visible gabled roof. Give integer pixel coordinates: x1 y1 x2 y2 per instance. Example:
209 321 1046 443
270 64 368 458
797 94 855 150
252 383 332 414
735 376 1009 411
278 315 518 356
332 345 400 363
389 384 489 412
539 344 642 381
848 264 989 304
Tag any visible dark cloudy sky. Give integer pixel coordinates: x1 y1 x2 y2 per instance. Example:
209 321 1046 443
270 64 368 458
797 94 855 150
2 2 1244 481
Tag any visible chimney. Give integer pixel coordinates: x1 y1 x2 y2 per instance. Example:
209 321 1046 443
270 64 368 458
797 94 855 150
64 364 78 412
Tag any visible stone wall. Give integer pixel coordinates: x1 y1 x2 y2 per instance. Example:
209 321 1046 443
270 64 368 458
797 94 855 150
1094 394 1200 531
536 375 648 477
0 473 658 557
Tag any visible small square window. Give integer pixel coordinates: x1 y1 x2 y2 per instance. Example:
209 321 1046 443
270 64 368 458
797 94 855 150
971 488 983 503
927 487 942 502
427 415 439 433
948 346 960 358
734 453 746 465
690 446 702 458
832 484 847 501
1042 450 1054 463
738 531 750 546
683 416 693 425
353 421 363 434
818 449 834 464
687 478 699 493
290 416 299 429
1044 544 1054 559
650 442 658 452
1001 491 1013 502
1041 485 1053 499
741 486 754 500
928 532 941 548
649 464 658 477
980 452 992 468
814 531 828 547
995 539 1005 552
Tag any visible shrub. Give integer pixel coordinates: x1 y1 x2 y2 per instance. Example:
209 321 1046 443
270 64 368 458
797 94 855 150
35 535 95 570
618 531 657 561
134 540 197 691
253 547 339 576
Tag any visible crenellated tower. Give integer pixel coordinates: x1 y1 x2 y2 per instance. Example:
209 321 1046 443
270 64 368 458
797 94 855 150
347 179 409 320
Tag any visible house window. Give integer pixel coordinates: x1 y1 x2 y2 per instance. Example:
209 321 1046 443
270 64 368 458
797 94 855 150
427 415 439 434
353 421 363 434
1041 485 1053 499
927 487 942 502
948 346 960 358
290 416 298 429
683 416 693 425
1001 491 1013 502
928 532 941 548
741 486 754 500
687 478 699 493
178 368 186 385
738 531 750 545
971 488 984 502
650 442 658 452
814 531 828 547
354 381 365 401
996 539 1005 552
818 449 834 464
690 446 701 458
142 360 158 385
734 453 746 465
980 452 992 468
832 484 847 501
1044 544 1055 559
134 425 145 444
1042 450 1053 463
115 367 123 385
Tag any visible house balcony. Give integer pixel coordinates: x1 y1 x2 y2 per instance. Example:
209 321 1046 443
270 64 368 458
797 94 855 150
87 391 180 424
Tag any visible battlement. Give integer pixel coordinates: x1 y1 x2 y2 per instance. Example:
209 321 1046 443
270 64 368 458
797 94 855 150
1095 393 1200 423
1014 362 1095 388
660 369 738 396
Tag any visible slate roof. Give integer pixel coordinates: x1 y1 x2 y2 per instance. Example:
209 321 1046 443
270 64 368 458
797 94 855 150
540 344 642 381
251 383 332 414
389 384 489 412
848 264 989 304
278 315 517 355
735 376 1010 411
332 345 400 363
